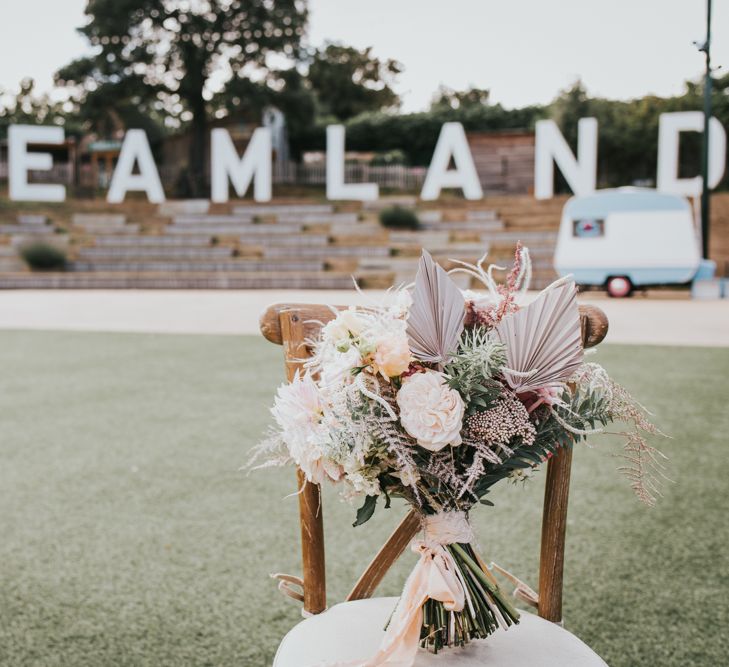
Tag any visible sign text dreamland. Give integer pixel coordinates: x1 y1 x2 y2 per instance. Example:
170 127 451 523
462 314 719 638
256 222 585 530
6 112 727 203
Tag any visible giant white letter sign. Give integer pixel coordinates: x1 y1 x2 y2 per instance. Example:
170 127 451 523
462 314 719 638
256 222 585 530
326 125 378 201
656 111 727 197
211 127 272 202
107 129 165 204
534 118 597 199
9 124 66 202
421 122 483 201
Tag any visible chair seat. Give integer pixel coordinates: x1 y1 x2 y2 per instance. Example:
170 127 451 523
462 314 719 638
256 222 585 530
274 597 607 666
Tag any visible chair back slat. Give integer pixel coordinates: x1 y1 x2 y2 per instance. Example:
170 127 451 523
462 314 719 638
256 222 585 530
262 302 609 621
278 310 327 614
346 510 421 601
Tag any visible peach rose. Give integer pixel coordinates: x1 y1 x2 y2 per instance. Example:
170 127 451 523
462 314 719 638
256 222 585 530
373 332 412 378
396 370 465 451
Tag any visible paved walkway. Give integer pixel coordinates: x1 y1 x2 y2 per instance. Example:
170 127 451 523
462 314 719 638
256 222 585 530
0 290 727 347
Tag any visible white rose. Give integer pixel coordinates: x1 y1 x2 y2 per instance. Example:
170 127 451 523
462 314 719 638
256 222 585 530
319 347 361 391
396 370 465 451
323 308 366 342
387 289 413 318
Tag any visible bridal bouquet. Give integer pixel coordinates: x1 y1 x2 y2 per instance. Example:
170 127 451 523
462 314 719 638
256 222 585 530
257 245 662 663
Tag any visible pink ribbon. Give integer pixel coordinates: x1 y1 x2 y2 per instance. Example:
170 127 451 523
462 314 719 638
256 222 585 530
324 538 467 667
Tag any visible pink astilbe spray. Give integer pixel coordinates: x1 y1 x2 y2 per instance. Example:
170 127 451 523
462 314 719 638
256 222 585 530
492 241 527 323
458 243 532 329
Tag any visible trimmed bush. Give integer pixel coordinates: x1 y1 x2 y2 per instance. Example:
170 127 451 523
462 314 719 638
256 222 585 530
19 242 67 271
379 206 420 230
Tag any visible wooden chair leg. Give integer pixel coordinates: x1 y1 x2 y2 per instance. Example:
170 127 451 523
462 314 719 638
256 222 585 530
297 469 326 614
538 445 573 622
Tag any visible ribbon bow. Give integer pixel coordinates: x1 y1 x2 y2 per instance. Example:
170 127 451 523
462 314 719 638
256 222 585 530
325 511 472 667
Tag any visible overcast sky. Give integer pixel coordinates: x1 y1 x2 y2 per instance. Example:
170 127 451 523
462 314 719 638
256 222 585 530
1 0 726 111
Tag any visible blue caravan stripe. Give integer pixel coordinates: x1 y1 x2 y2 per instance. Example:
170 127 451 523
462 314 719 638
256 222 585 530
565 191 688 219
557 266 698 286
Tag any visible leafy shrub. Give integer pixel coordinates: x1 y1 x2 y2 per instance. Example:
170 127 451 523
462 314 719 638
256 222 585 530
370 149 408 166
19 242 67 271
379 206 420 230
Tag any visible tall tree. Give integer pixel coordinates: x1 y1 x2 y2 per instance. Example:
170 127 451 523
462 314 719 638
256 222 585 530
57 0 308 195
307 43 402 121
430 86 491 111
0 79 69 138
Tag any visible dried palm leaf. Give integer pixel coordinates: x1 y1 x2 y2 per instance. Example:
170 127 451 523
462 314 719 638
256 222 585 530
406 250 465 367
494 281 583 393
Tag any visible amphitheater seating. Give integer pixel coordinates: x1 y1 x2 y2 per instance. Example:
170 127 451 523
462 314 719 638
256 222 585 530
0 199 565 289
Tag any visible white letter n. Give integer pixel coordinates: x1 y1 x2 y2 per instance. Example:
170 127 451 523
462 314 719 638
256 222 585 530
534 118 597 200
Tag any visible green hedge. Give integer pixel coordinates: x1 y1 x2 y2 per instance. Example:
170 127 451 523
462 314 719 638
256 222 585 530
20 242 67 271
379 206 420 230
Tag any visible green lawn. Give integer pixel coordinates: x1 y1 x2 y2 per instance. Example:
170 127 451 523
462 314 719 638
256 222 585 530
1 331 727 666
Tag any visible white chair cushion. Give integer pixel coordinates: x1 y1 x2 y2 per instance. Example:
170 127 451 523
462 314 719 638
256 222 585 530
274 597 607 666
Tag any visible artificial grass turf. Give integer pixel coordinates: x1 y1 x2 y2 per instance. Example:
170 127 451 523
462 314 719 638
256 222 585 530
0 330 727 667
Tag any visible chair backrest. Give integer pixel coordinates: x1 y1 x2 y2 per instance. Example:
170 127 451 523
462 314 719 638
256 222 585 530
260 302 609 622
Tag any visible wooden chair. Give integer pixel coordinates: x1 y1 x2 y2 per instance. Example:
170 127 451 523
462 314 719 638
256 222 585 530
260 302 610 666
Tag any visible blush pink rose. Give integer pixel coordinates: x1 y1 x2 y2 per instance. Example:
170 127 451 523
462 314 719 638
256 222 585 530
396 369 465 451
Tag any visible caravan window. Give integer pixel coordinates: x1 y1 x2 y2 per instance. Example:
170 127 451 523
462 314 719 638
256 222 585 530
572 218 604 238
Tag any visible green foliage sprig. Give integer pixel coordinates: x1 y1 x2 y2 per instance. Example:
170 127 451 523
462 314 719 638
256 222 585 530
444 328 506 414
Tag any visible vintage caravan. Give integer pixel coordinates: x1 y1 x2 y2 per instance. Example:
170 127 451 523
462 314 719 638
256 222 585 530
553 188 702 296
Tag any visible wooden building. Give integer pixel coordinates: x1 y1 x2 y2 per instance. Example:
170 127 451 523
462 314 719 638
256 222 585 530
467 130 535 194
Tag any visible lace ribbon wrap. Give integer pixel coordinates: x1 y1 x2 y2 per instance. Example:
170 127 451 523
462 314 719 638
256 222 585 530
421 510 474 546
324 511 475 667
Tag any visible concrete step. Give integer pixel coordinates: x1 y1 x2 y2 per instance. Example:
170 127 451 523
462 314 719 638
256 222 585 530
70 259 325 272
358 257 419 272
166 223 302 235
275 212 359 224
72 213 127 227
356 257 470 288
239 234 329 247
364 196 417 210
0 271 360 289
388 231 451 246
483 245 556 260
10 236 69 251
231 204 334 216
0 225 55 235
0 257 24 271
418 211 442 224
77 247 235 260
17 214 50 225
172 215 258 225
466 210 500 222
173 213 357 224
93 235 218 247
327 222 383 235
420 220 504 232
479 231 557 244
263 245 390 258
75 223 141 235
158 199 210 216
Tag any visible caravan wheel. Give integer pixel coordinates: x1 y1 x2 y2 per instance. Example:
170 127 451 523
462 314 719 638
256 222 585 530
606 276 633 298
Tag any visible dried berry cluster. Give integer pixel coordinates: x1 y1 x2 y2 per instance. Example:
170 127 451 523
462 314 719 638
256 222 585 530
465 392 536 450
